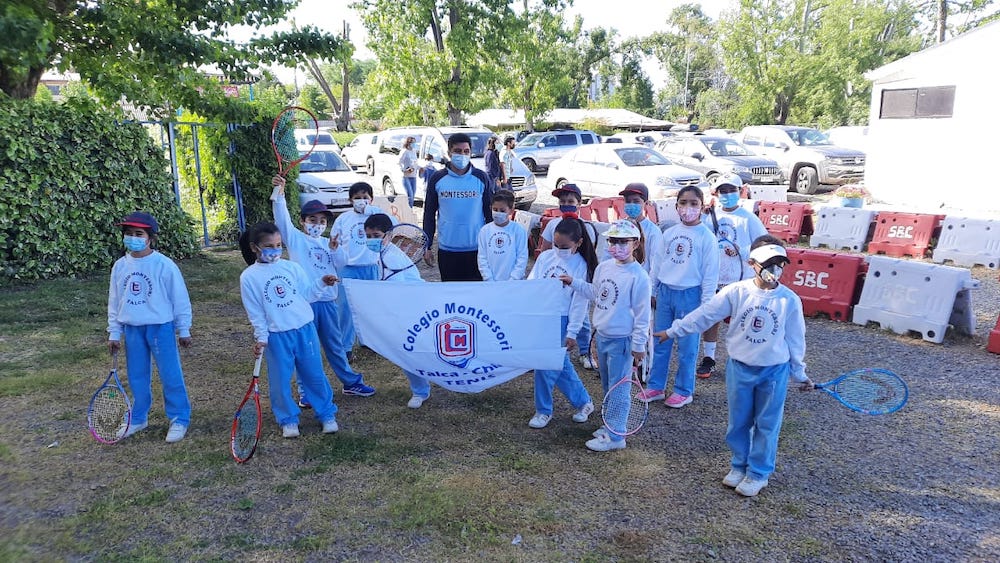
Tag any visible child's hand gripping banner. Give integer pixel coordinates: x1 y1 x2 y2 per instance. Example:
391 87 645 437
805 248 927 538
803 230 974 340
343 279 566 393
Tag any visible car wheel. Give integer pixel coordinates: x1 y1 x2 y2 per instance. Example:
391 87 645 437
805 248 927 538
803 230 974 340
706 172 720 185
522 158 538 173
366 157 374 177
382 177 396 197
554 178 568 191
794 166 818 194
515 201 532 211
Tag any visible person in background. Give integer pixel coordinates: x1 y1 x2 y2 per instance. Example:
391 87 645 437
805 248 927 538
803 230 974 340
499 136 518 190
398 136 419 208
484 136 503 191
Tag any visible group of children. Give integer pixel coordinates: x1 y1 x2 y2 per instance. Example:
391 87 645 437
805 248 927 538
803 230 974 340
105 172 813 497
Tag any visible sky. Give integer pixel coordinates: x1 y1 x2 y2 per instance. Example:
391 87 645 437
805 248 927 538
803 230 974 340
252 0 734 90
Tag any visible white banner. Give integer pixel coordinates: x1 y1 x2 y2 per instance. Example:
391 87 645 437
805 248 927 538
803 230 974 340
342 279 566 393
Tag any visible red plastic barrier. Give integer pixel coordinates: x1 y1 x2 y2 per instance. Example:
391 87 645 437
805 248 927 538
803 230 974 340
609 196 626 222
758 202 815 244
542 207 562 218
867 212 944 258
783 248 867 321
535 216 556 256
644 200 658 223
988 313 1000 355
577 204 594 221
589 198 615 223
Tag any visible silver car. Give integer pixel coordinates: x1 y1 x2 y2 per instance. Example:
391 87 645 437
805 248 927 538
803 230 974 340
547 144 708 200
296 149 357 214
656 136 783 185
514 129 600 172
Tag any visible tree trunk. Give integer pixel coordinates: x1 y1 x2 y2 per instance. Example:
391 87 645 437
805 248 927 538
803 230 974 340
0 65 45 99
447 102 462 126
336 20 351 132
937 0 948 43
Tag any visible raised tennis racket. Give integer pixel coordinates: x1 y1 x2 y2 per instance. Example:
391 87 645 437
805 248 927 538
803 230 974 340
231 356 263 463
814 368 908 415
271 106 319 177
87 351 132 444
380 223 428 280
602 367 649 437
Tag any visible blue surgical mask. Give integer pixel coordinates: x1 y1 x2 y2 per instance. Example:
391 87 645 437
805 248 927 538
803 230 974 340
623 202 643 219
259 247 282 263
718 192 740 209
365 238 383 253
450 154 470 170
492 211 510 225
559 204 578 214
304 223 326 238
123 235 147 252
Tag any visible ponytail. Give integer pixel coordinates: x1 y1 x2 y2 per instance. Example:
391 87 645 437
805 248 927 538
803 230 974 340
631 219 646 265
239 222 280 266
555 217 598 282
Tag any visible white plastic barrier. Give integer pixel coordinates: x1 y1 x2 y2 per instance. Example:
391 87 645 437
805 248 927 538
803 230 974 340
373 196 420 225
747 184 787 202
513 209 541 232
931 216 1000 270
809 207 878 252
852 256 980 343
738 198 760 215
652 197 680 231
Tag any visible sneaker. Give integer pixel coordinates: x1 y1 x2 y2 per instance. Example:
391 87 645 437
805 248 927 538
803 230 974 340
165 422 188 443
722 469 746 488
282 424 300 439
528 413 552 429
696 356 716 379
343 381 376 397
407 395 427 409
116 421 148 440
592 427 608 439
585 434 626 452
297 398 312 409
735 477 769 497
665 393 693 408
636 388 666 403
572 402 595 423
580 355 595 370
322 418 339 434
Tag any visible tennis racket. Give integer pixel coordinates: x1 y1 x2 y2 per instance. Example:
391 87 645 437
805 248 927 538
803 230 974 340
87 351 132 444
814 368 908 415
590 329 653 383
380 223 428 280
602 366 649 437
709 206 744 284
271 106 319 177
231 356 263 463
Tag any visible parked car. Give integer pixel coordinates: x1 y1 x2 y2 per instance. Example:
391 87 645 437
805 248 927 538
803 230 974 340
339 132 380 174
547 144 709 200
825 126 869 152
371 126 538 209
295 128 341 154
514 129 600 172
655 136 782 185
604 132 659 148
296 148 356 214
735 125 865 194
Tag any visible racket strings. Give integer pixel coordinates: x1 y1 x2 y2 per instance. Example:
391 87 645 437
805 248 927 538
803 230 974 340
602 381 648 436
272 109 317 164
833 370 907 413
89 388 130 442
232 406 259 460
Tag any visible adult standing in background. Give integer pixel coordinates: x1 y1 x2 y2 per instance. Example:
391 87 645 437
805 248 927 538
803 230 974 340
398 136 419 208
422 133 492 281
484 137 503 190
499 136 517 190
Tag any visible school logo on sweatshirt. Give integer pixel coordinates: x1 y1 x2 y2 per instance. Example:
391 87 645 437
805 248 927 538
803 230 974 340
737 305 780 344
264 274 297 307
596 278 620 310
123 272 153 306
310 247 335 271
436 317 476 368
667 235 694 264
717 221 737 244
488 231 512 254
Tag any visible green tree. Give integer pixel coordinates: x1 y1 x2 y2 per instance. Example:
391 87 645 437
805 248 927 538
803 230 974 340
640 4 717 115
923 0 1000 43
559 20 616 108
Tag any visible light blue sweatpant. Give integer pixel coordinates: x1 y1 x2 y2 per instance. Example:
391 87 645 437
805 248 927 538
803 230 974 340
123 322 190 427
596 334 632 442
648 284 702 397
725 359 790 481
265 323 337 426
534 316 592 416
335 263 380 351
405 371 430 399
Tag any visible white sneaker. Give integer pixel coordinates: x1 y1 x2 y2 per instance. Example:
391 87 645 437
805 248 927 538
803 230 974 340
592 427 608 439
735 477 769 497
580 355 595 370
116 421 148 440
528 413 552 429
722 469 746 488
282 424 300 439
165 422 188 443
322 419 339 434
572 402 595 423
585 434 626 452
407 395 427 409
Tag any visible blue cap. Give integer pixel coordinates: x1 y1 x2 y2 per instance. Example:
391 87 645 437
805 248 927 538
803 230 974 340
300 200 332 217
118 212 159 234
551 183 582 198
619 183 649 201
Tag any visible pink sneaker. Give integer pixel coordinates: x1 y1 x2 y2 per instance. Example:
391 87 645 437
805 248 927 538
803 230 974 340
635 388 666 403
665 393 692 408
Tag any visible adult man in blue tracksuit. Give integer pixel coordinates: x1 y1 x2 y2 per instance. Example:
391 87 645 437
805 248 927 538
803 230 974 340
422 132 493 281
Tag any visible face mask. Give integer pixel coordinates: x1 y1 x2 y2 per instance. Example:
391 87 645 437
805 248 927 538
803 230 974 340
123 235 147 252
608 243 633 261
365 238 383 253
759 264 784 284
623 203 643 219
450 154 470 169
555 247 574 259
304 223 326 238
678 206 701 223
259 247 282 263
718 192 740 209
492 211 510 225
352 199 369 214
559 204 578 214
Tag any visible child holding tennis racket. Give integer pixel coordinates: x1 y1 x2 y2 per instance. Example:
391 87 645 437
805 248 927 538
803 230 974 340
654 235 812 497
697 174 768 379
525 218 597 429
238 222 341 438
477 189 528 281
641 186 719 408
560 220 651 452
107 212 193 443
270 176 374 403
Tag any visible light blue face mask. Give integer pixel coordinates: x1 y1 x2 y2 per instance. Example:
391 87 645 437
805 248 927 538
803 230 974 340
123 235 147 252
623 202 643 218
718 192 740 208
259 247 282 263
365 238 383 253
450 154 470 169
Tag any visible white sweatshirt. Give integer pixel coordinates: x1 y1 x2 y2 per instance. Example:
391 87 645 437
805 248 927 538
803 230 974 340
477 220 529 281
650 221 720 304
702 206 768 283
272 196 342 302
330 205 389 266
571 259 651 352
107 251 192 341
239 259 330 343
666 279 808 381
527 248 589 339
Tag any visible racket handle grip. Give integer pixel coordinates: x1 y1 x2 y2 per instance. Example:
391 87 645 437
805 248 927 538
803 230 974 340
252 356 263 378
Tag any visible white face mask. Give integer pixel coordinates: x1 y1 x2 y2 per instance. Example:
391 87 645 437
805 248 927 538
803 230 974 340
304 223 326 238
555 248 573 259
352 199 370 214
492 211 509 225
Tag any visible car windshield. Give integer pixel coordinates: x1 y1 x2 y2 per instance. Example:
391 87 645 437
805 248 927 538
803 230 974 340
703 139 752 157
517 133 545 147
614 147 671 167
299 151 351 173
787 128 832 146
443 132 490 157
